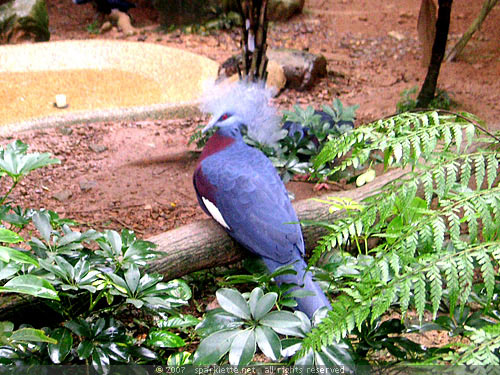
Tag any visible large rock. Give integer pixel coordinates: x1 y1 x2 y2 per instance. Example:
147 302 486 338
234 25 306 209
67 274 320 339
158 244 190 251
267 48 327 91
0 0 49 44
218 48 327 92
268 0 305 21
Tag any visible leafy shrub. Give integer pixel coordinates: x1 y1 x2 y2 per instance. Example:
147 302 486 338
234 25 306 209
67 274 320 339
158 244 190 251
300 111 500 365
0 141 193 372
397 86 455 113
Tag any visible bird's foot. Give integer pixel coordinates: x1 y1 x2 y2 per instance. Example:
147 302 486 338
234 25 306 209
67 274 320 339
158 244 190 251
313 182 331 191
293 173 311 182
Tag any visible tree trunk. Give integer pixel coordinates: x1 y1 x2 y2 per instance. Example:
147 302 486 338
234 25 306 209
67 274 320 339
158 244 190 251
416 0 453 108
236 0 269 82
446 0 498 62
0 169 407 326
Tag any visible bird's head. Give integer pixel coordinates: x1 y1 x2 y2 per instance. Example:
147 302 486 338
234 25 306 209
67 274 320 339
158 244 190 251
200 80 284 146
202 112 245 136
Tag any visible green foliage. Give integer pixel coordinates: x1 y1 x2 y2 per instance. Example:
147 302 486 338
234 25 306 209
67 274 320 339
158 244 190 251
194 287 303 366
397 86 454 113
86 20 100 35
0 141 192 371
0 0 50 43
300 111 500 365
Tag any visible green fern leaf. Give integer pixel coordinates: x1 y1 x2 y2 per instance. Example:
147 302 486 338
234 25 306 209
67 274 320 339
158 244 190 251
445 162 459 193
460 156 472 187
389 252 400 276
421 171 434 206
476 250 495 305
399 276 412 319
355 304 371 331
441 124 452 149
463 202 479 242
486 152 499 189
464 123 476 150
371 285 396 323
379 259 390 283
393 142 403 164
457 253 474 311
446 211 461 246
414 273 427 322
451 123 463 153
443 257 460 315
427 263 442 318
476 195 495 241
432 216 446 253
474 154 486 190
410 134 421 162
434 167 446 198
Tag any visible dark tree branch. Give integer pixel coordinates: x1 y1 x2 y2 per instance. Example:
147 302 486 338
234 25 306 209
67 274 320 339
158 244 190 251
416 0 453 108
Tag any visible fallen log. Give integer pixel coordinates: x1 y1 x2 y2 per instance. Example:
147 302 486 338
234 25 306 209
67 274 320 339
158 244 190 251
0 169 405 325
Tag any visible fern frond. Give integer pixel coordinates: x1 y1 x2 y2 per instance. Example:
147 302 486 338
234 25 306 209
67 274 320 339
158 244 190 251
476 249 495 305
448 324 500 365
486 152 499 189
474 154 486 190
457 253 474 311
427 263 443 318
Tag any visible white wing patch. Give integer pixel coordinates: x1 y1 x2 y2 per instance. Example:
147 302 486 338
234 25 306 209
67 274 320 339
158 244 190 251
202 197 231 230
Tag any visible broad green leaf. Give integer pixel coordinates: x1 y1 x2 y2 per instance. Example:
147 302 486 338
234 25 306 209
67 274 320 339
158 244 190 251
124 264 140 294
126 298 144 308
0 229 23 244
248 287 264 319
107 230 123 256
91 347 110 375
0 246 38 266
77 341 93 359
216 288 251 320
48 328 73 364
32 212 52 243
167 352 192 366
253 292 277 320
255 326 281 361
194 329 240 365
260 311 301 329
10 328 57 344
229 329 256 366
0 275 59 300
195 308 244 337
0 321 14 333
147 330 186 348
159 315 199 328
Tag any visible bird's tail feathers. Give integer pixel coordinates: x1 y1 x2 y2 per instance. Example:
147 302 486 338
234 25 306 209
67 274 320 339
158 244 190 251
261 256 331 319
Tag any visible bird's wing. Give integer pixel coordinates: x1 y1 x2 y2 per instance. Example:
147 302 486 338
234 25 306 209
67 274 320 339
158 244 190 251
200 146 304 263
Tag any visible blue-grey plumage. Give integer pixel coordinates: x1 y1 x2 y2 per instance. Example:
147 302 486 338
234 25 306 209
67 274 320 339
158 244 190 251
193 110 331 318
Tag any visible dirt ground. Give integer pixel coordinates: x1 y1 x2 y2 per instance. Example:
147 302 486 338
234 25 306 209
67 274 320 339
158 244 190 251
1 0 499 238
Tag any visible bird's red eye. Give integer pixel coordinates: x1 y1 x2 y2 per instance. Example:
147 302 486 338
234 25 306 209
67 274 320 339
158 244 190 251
221 113 229 121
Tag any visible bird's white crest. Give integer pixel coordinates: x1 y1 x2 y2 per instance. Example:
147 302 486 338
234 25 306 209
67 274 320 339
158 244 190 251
202 197 230 230
200 80 284 146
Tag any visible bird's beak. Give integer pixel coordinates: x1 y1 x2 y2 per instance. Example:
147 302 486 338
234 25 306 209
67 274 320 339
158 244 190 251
202 117 218 134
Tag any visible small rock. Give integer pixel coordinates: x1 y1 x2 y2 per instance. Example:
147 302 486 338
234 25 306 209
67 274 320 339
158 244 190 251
388 31 405 41
267 0 305 21
58 126 73 135
52 190 72 202
89 144 108 153
100 21 112 33
358 16 368 21
79 180 97 192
